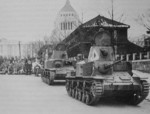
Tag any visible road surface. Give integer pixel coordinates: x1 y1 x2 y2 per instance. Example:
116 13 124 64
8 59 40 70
0 74 150 114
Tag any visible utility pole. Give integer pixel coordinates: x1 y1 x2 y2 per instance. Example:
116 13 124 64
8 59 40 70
31 43 33 58
111 0 115 38
18 41 21 59
111 0 114 25
111 0 117 56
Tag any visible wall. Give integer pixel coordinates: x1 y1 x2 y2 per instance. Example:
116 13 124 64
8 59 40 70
132 60 150 73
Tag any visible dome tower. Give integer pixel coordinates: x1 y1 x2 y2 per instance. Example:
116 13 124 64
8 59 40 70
53 0 81 40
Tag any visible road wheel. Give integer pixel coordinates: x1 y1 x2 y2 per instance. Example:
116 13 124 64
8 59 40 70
85 93 90 105
68 88 72 96
45 78 48 84
75 89 78 99
71 89 75 98
66 80 70 94
49 78 54 85
82 93 86 103
78 91 82 101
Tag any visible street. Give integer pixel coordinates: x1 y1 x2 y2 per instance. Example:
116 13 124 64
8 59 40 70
0 74 150 114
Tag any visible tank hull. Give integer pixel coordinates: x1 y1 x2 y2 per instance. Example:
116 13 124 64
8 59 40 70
65 30 149 106
66 72 149 105
41 67 74 85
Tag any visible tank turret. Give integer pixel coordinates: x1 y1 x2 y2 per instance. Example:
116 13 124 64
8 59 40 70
66 29 149 106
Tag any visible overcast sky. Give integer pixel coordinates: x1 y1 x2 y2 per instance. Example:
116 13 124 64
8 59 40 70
0 0 150 42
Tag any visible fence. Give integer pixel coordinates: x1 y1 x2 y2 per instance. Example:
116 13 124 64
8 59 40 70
115 52 150 73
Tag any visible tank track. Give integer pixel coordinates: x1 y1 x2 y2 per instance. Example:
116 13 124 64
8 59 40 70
41 70 54 85
66 79 103 105
130 80 149 105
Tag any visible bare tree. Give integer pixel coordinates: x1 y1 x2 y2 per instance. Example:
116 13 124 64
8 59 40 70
50 29 64 43
107 0 126 23
43 36 51 45
135 9 150 33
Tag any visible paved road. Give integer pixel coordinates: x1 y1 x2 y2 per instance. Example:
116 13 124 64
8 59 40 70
0 74 150 114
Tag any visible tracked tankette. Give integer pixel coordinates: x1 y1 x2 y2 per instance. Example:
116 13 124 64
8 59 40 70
65 29 149 105
41 45 74 85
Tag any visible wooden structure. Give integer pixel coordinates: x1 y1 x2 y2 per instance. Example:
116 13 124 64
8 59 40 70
57 15 143 58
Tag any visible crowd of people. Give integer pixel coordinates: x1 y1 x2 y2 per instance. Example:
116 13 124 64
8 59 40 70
0 57 43 75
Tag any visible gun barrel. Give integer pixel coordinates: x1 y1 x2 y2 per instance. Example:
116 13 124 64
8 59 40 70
104 59 123 69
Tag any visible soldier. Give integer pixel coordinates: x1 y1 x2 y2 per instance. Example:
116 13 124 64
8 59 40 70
24 59 28 75
27 59 32 75
32 58 42 76
13 60 18 74
8 61 13 75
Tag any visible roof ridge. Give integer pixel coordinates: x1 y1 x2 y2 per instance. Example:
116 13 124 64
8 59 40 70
82 15 130 28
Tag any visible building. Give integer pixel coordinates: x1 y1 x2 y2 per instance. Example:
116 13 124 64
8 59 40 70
0 38 36 58
57 15 143 58
0 38 20 58
144 37 150 51
51 0 81 42
132 34 150 50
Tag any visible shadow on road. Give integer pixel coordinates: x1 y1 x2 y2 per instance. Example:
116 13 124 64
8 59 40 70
52 81 66 86
95 98 140 108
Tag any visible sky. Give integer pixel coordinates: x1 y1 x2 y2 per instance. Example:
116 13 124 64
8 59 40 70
0 0 150 42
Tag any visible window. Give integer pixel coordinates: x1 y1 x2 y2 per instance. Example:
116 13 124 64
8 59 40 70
68 22 70 30
71 22 72 30
61 23 63 30
63 23 65 30
66 22 67 30
114 30 117 40
145 39 150 47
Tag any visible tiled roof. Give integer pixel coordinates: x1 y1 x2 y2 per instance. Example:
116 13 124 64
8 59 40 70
82 15 130 28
